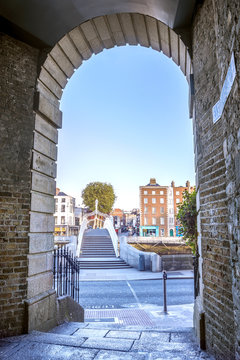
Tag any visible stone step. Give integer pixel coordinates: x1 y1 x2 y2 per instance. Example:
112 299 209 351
0 324 213 359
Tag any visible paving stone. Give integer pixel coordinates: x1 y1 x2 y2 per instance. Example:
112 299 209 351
106 330 141 340
26 331 86 347
49 322 87 335
81 337 134 351
95 350 147 359
139 331 170 342
6 342 97 360
132 339 192 352
170 331 195 343
73 328 109 338
0 341 25 358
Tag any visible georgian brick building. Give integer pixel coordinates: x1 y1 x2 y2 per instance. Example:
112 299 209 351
139 178 194 237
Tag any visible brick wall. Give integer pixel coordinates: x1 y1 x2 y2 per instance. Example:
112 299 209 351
192 0 239 358
0 34 38 336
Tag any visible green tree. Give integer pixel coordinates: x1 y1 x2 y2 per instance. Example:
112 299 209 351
82 182 116 214
176 189 198 255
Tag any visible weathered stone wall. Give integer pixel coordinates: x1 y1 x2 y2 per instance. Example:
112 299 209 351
0 34 39 336
192 0 240 358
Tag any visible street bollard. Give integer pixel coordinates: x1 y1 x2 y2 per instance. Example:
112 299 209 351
162 270 168 314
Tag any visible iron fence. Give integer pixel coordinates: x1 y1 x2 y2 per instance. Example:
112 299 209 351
193 251 200 299
53 247 80 302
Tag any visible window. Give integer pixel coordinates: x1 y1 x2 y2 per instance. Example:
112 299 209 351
176 191 180 195
169 208 173 214
144 198 148 204
176 198 180 203
144 206 148 214
161 229 164 236
160 198 164 204
160 190 164 195
55 198 58 202
144 190 148 195
61 205 65 212
55 204 58 212
54 216 57 225
160 217 165 225
152 207 156 214
169 218 174 224
152 217 156 225
61 216 65 224
152 198 156 204
144 217 148 225
152 191 156 195
61 198 65 202
160 207 164 214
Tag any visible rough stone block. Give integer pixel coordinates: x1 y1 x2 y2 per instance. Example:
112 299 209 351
158 22 170 57
33 131 57 161
106 14 125 46
69 27 93 60
58 35 82 68
169 29 179 65
119 13 137 45
93 17 114 49
43 56 68 88
31 187 55 213
35 91 62 128
35 114 58 143
132 14 149 48
145 16 160 52
30 211 55 233
27 272 53 299
39 67 62 99
57 296 84 325
29 233 54 254
50 44 75 78
179 39 186 75
25 289 56 332
32 151 57 178
32 171 56 196
28 252 53 276
80 21 104 55
37 81 60 108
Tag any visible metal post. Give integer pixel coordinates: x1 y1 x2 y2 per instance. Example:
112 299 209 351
162 270 168 314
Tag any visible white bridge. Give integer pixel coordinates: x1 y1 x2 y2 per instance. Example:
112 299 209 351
76 200 119 258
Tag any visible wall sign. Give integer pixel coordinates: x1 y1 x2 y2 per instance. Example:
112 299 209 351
212 52 236 124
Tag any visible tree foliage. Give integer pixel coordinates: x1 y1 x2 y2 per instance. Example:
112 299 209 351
176 189 198 255
82 182 116 214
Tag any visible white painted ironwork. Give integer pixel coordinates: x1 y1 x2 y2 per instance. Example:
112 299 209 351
76 208 119 257
104 216 119 257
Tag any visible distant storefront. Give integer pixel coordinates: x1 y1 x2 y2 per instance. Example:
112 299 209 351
140 226 159 237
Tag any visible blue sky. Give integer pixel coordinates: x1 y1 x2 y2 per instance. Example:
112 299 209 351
58 45 195 210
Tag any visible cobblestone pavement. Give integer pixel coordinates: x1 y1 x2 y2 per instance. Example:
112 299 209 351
0 321 215 359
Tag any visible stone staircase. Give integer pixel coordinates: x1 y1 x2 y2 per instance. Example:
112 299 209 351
0 322 214 359
79 229 131 269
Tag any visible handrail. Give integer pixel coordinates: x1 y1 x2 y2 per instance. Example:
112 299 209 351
76 217 88 257
103 217 119 257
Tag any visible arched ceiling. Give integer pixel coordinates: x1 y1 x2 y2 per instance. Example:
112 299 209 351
0 0 200 50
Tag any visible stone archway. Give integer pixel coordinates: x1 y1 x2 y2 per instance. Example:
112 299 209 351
27 12 193 332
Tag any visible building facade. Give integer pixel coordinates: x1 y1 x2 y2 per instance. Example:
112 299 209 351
139 178 194 237
54 189 78 236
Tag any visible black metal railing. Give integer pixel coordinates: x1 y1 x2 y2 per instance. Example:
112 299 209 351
53 247 80 302
193 250 200 299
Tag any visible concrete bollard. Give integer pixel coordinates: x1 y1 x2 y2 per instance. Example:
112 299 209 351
138 254 145 271
151 253 162 272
